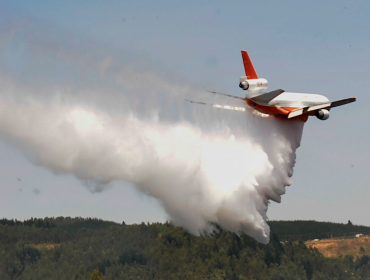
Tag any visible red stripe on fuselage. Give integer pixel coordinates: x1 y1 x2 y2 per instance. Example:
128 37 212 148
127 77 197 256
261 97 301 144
245 98 308 122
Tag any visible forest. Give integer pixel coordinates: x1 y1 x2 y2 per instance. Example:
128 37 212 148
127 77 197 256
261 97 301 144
0 217 369 280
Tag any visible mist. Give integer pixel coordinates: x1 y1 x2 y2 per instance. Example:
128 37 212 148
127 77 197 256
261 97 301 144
0 15 304 243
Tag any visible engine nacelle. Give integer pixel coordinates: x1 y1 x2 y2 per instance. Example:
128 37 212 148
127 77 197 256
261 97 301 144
239 80 249 90
239 76 268 91
315 109 330 120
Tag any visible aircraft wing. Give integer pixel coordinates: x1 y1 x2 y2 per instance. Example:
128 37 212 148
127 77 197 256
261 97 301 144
184 99 247 112
287 97 356 119
330 97 357 108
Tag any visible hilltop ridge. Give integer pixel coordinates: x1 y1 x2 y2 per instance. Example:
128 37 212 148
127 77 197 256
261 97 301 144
269 220 370 241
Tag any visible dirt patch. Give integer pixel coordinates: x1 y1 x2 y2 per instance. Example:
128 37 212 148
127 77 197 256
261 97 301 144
30 243 59 250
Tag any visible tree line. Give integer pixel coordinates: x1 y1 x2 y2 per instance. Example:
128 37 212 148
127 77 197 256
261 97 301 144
0 217 369 279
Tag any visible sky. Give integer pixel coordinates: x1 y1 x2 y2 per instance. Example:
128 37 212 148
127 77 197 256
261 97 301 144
0 0 369 227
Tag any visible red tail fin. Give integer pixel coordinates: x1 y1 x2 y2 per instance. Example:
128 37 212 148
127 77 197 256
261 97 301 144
241 50 258 79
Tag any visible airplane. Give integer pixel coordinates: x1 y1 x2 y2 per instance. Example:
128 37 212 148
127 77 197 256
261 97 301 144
186 50 356 122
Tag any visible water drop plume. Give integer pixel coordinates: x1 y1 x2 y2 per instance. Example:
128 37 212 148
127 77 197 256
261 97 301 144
0 97 303 243
0 16 305 243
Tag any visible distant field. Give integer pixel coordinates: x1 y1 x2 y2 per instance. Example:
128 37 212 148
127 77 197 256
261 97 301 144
306 236 370 259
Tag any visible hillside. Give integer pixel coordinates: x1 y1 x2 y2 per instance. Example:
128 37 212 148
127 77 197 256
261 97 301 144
1 217 370 279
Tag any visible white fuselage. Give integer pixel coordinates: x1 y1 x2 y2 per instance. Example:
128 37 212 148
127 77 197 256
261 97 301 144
266 92 330 107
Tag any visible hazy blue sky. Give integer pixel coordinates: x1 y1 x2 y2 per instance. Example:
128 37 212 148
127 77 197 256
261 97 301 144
0 0 369 226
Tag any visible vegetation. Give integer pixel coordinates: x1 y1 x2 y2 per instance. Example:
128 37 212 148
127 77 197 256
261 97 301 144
90 269 105 280
0 217 370 279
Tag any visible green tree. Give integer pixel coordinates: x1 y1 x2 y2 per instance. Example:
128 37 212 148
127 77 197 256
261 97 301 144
90 269 105 280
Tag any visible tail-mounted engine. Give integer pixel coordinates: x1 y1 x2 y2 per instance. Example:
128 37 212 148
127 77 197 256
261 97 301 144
239 76 268 91
315 109 330 120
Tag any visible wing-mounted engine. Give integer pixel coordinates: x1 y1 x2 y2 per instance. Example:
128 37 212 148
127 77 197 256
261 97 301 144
239 76 268 91
315 109 330 120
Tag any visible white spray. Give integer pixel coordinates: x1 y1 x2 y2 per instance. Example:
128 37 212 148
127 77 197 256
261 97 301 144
0 97 303 243
0 18 304 243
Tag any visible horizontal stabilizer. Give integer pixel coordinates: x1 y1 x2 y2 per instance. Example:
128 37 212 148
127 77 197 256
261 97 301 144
250 89 285 104
288 97 356 119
